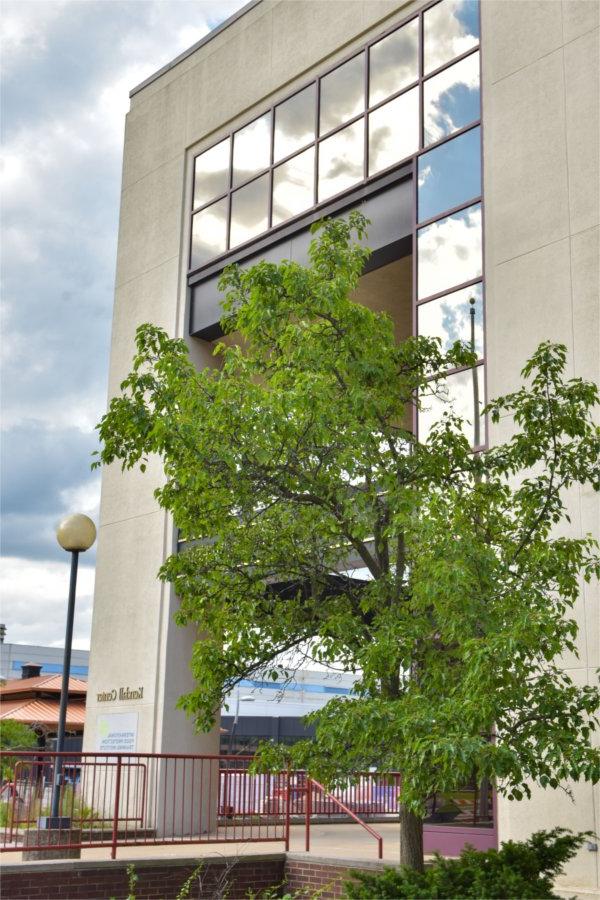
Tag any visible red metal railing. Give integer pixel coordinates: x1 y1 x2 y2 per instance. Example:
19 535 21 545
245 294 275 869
0 752 288 858
306 776 383 859
287 771 402 819
0 751 495 858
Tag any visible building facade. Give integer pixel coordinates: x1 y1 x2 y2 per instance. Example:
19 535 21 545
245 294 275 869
84 1 599 893
0 643 90 682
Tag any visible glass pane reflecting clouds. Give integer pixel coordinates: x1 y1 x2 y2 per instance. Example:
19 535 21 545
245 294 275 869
418 283 483 356
419 365 484 445
320 54 364 135
232 112 271 186
418 202 481 299
418 126 480 222
424 0 479 74
230 174 269 247
368 88 419 176
424 52 480 145
272 148 314 225
193 139 230 209
191 198 228 268
369 19 419 105
274 85 316 162
318 120 364 201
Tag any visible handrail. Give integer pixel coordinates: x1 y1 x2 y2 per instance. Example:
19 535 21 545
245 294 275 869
308 776 383 859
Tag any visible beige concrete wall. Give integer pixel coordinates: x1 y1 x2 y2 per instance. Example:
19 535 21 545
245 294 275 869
482 1 599 895
85 0 421 759
87 0 598 887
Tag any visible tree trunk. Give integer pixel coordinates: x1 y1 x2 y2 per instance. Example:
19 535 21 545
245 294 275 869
399 802 424 872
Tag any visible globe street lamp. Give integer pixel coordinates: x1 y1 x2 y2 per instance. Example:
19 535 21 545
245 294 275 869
50 514 96 822
228 693 255 754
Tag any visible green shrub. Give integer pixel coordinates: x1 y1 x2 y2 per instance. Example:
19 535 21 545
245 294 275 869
344 828 590 899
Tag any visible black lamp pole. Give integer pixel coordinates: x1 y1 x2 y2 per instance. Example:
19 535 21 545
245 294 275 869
50 550 79 820
48 513 96 828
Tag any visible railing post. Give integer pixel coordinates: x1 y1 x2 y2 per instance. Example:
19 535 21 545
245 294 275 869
111 756 122 860
284 766 291 851
305 775 311 852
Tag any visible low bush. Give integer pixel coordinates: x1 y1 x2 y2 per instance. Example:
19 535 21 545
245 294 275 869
344 828 590 899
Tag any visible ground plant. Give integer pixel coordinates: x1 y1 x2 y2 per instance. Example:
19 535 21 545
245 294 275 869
343 828 591 898
95 214 600 870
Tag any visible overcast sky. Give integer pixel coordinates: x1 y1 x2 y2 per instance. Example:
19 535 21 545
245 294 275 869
0 0 246 650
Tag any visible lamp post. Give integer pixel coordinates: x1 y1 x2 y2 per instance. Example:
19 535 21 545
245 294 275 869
228 693 255 754
50 513 96 822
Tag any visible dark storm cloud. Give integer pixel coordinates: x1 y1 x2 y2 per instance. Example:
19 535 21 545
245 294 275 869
0 0 246 643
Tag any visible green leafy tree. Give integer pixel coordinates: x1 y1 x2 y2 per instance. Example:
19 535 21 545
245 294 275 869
0 719 38 779
95 214 600 870
0 720 38 752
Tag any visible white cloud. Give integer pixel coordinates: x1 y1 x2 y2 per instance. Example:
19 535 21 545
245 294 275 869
0 556 95 649
59 479 101 523
417 204 482 299
0 0 248 647
0 1 67 74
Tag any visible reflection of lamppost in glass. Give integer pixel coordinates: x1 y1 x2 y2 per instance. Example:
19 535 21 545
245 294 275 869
50 514 96 822
469 297 481 448
468 301 489 818
228 693 255 754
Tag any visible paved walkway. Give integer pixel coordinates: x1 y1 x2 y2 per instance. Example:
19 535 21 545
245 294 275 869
3 821 402 865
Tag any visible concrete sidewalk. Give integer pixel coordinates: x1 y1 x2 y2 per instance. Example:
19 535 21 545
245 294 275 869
2 821 400 865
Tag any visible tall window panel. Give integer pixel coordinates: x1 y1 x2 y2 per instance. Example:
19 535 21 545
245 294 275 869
416 0 483 448
188 0 485 432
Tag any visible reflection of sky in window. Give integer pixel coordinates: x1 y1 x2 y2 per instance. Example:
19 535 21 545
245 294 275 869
424 52 479 146
232 113 271 186
230 174 269 247
191 198 228 268
424 0 479 74
274 85 316 162
418 126 480 221
193 138 230 209
369 19 419 105
417 202 481 299
272 148 314 225
368 88 419 176
320 54 365 135
418 283 483 356
419 365 484 445
318 120 364 201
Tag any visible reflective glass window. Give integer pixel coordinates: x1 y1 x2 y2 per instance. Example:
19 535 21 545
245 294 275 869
274 85 316 162
230 174 269 248
423 52 480 146
272 148 315 226
419 365 484 446
418 283 483 357
418 126 480 222
232 112 271 187
320 54 365 135
193 138 230 209
368 87 419 176
369 19 419 106
417 202 481 299
424 0 479 75
191 198 228 269
318 119 364 201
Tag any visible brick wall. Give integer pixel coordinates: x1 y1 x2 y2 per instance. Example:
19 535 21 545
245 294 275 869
0 854 286 900
0 852 385 899
284 854 386 899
